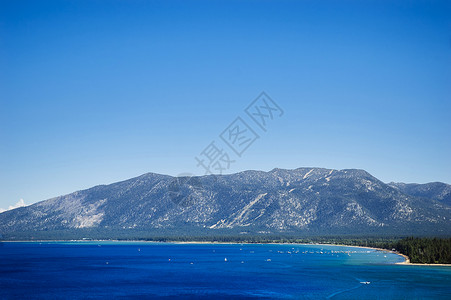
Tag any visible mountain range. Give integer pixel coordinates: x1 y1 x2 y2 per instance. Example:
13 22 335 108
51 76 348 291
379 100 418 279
0 168 450 240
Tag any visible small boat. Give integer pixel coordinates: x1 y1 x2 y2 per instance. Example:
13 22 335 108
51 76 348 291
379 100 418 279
360 281 371 284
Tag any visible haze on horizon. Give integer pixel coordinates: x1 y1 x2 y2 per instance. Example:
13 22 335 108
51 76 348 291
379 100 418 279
1 0 450 209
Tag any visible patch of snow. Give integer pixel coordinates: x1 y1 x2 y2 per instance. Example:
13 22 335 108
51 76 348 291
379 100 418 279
211 193 268 229
228 193 267 227
210 219 226 229
72 199 106 228
303 169 314 179
75 213 104 228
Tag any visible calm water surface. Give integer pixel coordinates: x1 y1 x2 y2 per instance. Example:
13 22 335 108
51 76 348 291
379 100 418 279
0 242 450 299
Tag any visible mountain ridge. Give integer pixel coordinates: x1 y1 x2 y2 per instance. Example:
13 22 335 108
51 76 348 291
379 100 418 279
1 167 450 239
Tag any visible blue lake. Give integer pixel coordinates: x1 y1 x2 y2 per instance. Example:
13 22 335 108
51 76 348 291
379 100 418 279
0 242 450 299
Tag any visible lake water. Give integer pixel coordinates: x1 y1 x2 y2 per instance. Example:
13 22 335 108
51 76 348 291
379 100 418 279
0 242 450 299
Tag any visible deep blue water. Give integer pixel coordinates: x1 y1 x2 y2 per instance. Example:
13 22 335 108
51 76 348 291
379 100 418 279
0 242 450 299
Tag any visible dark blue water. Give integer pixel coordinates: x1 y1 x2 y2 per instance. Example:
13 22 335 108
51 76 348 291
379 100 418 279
0 242 450 299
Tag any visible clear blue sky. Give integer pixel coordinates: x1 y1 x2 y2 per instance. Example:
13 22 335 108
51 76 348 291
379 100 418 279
1 0 450 209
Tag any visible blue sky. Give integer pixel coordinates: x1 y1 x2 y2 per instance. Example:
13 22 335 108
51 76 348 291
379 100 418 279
1 0 450 209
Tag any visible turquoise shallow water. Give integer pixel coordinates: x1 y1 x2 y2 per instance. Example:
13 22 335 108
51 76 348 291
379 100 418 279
0 242 450 299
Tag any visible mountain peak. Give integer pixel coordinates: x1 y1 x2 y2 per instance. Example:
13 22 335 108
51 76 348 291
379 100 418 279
1 168 450 239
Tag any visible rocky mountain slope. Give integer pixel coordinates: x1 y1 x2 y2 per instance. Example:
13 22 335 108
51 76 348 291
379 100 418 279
389 182 451 207
1 168 450 239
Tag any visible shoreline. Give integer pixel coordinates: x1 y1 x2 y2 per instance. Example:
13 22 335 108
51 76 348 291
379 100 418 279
3 239 451 266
